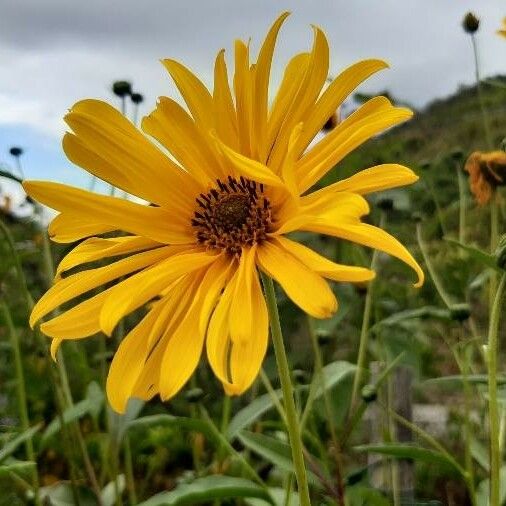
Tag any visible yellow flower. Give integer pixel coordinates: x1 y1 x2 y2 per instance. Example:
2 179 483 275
464 151 506 205
498 17 506 38
24 13 423 413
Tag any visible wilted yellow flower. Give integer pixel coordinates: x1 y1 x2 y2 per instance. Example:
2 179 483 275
497 17 506 38
464 151 506 205
24 13 423 413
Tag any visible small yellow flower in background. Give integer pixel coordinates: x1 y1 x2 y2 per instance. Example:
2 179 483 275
497 17 506 38
464 151 506 205
24 12 423 413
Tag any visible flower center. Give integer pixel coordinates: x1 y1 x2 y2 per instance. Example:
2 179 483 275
192 176 272 256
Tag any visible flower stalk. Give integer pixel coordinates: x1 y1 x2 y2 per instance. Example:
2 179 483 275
261 272 312 506
487 272 506 506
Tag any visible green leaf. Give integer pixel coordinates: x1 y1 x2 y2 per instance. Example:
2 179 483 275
39 482 96 506
353 443 460 473
0 460 36 477
227 390 283 440
137 476 274 505
237 431 321 487
101 475 126 506
245 487 299 506
345 485 391 506
42 392 103 446
0 425 40 463
476 466 506 506
424 375 506 386
310 360 356 399
370 307 451 332
470 437 489 472
108 397 144 444
446 239 500 271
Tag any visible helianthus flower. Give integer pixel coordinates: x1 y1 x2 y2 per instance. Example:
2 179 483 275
464 150 506 205
497 17 506 38
25 12 423 413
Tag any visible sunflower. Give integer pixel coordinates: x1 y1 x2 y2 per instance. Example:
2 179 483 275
25 12 423 413
464 151 506 205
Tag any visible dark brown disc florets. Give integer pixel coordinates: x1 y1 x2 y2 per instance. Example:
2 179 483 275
192 176 273 256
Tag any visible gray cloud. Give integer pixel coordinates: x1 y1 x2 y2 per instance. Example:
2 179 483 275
1 0 505 139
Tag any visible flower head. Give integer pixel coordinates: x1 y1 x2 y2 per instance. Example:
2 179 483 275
464 151 506 205
24 13 423 413
497 17 506 38
462 12 480 34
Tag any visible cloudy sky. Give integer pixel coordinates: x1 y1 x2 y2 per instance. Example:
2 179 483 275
0 0 505 202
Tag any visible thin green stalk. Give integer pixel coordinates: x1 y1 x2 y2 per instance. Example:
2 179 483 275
416 222 453 308
199 406 265 486
471 34 493 150
306 316 345 505
490 193 499 309
456 162 467 246
487 273 506 506
350 213 384 408
259 369 287 425
261 273 312 506
0 300 41 506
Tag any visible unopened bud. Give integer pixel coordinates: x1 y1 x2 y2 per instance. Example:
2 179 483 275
112 80 132 98
449 303 471 322
361 384 377 403
131 92 144 104
184 387 205 403
462 12 480 34
9 146 23 158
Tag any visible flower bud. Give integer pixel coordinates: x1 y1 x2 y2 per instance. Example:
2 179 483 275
112 80 132 98
322 111 339 132
184 387 205 403
462 12 480 34
361 384 377 403
495 235 506 270
9 146 23 157
449 303 471 322
131 92 144 104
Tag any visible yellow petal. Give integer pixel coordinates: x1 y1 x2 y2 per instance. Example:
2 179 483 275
55 236 160 279
256 240 337 318
162 59 214 129
272 236 375 283
280 123 304 196
267 53 310 159
267 26 329 172
50 339 63 360
159 276 207 400
293 59 389 157
229 246 256 343
99 249 220 336
64 99 201 211
302 164 418 205
131 276 200 402
226 270 268 395
234 40 253 156
212 136 285 188
24 181 194 245
254 12 290 162
106 297 170 413
48 214 115 243
142 97 222 183
206 271 238 385
297 104 413 192
300 190 370 219
213 49 239 150
30 246 175 328
302 219 424 287
40 290 110 339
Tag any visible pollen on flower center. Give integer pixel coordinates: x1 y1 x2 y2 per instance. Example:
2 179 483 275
192 176 272 256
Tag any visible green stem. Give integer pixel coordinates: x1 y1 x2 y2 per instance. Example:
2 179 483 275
416 222 453 308
350 213 384 408
471 34 493 150
306 317 345 505
261 273 312 506
456 162 467 247
0 300 41 506
487 273 506 506
490 193 499 309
